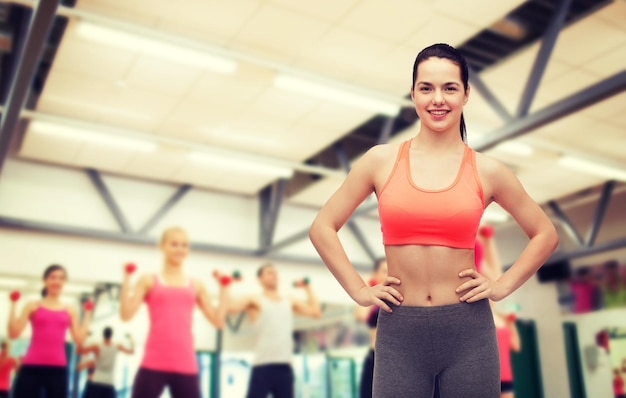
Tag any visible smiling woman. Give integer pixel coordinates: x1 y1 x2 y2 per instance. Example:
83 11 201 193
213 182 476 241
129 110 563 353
309 43 559 398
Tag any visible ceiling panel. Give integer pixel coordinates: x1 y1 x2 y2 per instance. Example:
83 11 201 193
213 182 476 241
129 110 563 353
233 4 331 60
340 0 433 42
294 27 394 83
432 0 526 31
124 55 204 97
20 132 84 165
348 45 417 95
552 15 626 67
269 0 359 22
403 14 479 53
171 162 277 195
159 0 261 44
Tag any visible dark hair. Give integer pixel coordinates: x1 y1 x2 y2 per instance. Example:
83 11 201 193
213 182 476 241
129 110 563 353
412 43 469 142
0 340 6 350
103 327 113 340
41 264 67 297
257 263 273 278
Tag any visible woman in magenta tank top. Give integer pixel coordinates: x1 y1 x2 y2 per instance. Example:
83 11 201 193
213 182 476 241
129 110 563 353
119 226 229 398
0 340 19 398
7 264 92 398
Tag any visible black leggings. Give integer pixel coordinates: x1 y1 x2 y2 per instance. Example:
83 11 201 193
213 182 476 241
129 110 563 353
374 299 500 398
11 364 68 398
131 367 200 398
246 364 294 398
0 390 8 398
83 381 116 398
359 349 375 398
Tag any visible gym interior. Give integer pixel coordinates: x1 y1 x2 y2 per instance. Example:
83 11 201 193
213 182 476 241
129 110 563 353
0 0 625 397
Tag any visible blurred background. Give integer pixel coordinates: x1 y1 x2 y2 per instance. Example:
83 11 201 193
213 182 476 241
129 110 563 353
0 0 624 397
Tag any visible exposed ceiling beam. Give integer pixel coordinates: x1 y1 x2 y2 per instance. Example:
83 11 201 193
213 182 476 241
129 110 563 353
0 0 58 176
476 70 626 152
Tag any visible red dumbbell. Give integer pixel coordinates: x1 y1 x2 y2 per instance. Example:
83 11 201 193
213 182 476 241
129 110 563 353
9 290 20 302
506 313 517 323
368 278 378 287
293 277 310 288
479 225 495 238
125 263 137 274
83 300 94 311
212 270 233 287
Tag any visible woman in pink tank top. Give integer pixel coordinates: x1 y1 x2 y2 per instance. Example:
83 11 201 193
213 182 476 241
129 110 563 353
0 340 18 398
7 264 92 398
119 226 230 398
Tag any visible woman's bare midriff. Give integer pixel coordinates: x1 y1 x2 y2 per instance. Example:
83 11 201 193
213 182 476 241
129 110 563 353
385 245 476 306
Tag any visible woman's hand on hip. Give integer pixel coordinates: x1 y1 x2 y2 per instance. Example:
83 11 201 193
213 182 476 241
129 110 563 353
456 269 507 302
355 276 403 313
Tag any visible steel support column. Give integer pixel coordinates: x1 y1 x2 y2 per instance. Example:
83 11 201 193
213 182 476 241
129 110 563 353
333 142 351 174
548 200 584 247
138 184 192 234
346 219 377 262
468 66 513 122
0 0 59 176
585 180 615 247
259 179 287 250
377 116 395 144
477 70 626 152
516 0 573 117
86 168 132 233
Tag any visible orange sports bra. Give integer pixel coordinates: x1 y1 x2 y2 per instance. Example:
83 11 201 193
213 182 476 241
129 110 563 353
377 140 484 249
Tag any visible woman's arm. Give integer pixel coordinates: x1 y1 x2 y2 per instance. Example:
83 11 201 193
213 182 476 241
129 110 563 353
458 156 559 302
195 279 229 330
309 146 402 312
76 343 99 356
68 306 91 346
509 320 522 352
119 273 151 322
7 301 36 339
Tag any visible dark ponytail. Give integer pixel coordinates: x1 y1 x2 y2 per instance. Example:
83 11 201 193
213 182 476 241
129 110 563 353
412 43 469 142
42 264 67 297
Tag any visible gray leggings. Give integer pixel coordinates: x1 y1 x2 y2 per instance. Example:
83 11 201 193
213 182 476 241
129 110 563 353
373 299 499 398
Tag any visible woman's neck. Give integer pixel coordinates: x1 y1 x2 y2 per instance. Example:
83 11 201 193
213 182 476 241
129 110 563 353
162 261 183 274
415 127 464 151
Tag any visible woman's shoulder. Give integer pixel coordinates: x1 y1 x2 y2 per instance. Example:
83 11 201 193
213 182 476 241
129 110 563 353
473 150 515 179
359 142 402 166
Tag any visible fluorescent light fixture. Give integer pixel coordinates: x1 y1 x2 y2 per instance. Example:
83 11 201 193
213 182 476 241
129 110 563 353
494 141 534 156
30 120 157 152
76 22 237 74
189 151 294 178
0 277 28 288
274 74 401 116
558 156 626 181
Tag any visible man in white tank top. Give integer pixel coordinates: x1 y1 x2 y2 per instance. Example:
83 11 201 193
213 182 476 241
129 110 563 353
228 263 321 398
77 326 134 398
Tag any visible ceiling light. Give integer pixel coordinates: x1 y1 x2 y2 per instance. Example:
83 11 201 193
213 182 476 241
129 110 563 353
494 141 534 156
0 277 28 288
30 120 157 152
189 151 294 178
75 22 237 74
274 74 401 116
558 156 626 181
